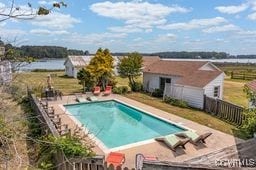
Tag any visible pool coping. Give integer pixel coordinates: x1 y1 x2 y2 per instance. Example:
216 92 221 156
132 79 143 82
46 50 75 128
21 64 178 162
59 99 195 153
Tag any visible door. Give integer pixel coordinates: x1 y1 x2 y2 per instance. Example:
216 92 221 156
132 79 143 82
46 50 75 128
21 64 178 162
159 77 171 91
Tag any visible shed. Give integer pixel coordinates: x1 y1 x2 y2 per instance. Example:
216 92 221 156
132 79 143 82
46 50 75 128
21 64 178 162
143 60 224 109
64 55 93 78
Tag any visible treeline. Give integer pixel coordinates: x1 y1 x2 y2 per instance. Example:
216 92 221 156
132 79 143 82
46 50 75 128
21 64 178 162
0 40 89 59
150 51 230 59
18 46 89 58
112 52 233 59
1 39 256 59
237 55 256 59
20 46 68 58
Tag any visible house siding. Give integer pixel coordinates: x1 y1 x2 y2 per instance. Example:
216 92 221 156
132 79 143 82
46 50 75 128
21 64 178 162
203 73 224 99
180 87 204 109
143 73 179 92
199 63 216 71
164 84 204 109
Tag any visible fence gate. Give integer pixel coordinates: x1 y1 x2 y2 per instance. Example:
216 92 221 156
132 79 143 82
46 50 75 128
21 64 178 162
204 95 245 126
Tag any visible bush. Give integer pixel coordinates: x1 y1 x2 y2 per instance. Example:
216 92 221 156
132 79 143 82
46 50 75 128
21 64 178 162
240 109 256 139
130 82 143 92
152 88 163 97
113 86 129 94
164 96 189 108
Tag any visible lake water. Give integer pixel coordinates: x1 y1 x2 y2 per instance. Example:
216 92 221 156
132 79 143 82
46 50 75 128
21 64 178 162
19 58 256 71
19 59 65 71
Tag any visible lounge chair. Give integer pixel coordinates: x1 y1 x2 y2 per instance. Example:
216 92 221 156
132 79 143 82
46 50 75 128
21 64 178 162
87 96 98 101
103 86 112 96
93 86 101 96
175 131 212 145
75 93 87 103
155 134 190 152
106 152 125 167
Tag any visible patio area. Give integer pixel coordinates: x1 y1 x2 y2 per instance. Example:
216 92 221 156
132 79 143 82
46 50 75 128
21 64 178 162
47 93 244 169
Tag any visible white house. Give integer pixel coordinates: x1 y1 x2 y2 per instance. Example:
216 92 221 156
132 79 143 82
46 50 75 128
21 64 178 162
0 60 12 84
64 55 160 78
64 55 94 78
143 60 224 109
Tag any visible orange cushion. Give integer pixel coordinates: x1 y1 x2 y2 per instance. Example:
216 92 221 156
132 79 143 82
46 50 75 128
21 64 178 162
106 152 125 165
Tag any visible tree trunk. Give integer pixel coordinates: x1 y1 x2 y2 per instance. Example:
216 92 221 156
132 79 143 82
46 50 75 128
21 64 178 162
128 76 133 86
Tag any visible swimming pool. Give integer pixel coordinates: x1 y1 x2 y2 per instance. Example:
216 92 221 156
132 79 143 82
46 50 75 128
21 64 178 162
64 100 186 150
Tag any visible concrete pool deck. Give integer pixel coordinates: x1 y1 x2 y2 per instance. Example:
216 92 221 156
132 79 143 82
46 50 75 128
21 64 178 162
47 94 244 169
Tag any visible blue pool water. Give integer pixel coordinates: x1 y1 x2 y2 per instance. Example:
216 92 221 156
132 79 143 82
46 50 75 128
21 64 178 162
64 100 185 148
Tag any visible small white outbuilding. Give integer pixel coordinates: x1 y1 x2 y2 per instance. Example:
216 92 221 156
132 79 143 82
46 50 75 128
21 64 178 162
143 60 224 109
64 56 93 78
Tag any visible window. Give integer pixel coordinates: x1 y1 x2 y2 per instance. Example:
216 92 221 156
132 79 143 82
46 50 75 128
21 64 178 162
213 86 220 98
160 77 171 91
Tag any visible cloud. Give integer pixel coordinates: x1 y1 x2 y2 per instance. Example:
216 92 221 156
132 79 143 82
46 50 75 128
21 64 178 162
30 29 69 35
108 25 143 33
155 33 176 42
0 22 6 27
61 32 127 46
203 24 240 33
0 28 26 38
133 37 142 41
215 3 249 14
159 17 227 30
0 2 5 8
31 12 80 30
38 1 57 5
90 1 190 31
248 12 256 20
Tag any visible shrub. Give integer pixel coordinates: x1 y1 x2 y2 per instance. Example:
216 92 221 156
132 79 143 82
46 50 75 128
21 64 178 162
240 109 256 139
164 96 189 108
130 82 143 92
113 86 129 94
152 88 163 97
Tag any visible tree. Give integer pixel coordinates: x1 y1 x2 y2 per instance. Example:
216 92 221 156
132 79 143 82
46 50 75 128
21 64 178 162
118 52 143 90
77 68 95 92
86 48 114 90
240 109 256 138
0 1 67 22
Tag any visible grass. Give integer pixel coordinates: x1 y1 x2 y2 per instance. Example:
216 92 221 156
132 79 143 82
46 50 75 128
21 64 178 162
14 71 82 95
124 92 243 138
223 78 249 107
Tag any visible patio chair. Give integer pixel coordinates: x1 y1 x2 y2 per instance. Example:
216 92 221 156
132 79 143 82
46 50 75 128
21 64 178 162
93 86 101 96
57 124 71 136
155 134 190 152
87 96 98 101
106 152 125 168
75 93 87 103
39 100 48 109
45 107 55 118
103 86 112 96
175 131 212 145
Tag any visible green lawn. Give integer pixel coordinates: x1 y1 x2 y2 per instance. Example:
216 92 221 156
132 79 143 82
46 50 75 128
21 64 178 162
15 71 247 138
15 71 82 95
223 78 249 107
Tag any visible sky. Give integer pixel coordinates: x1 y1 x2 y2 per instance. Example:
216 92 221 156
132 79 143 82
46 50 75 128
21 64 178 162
0 0 256 55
